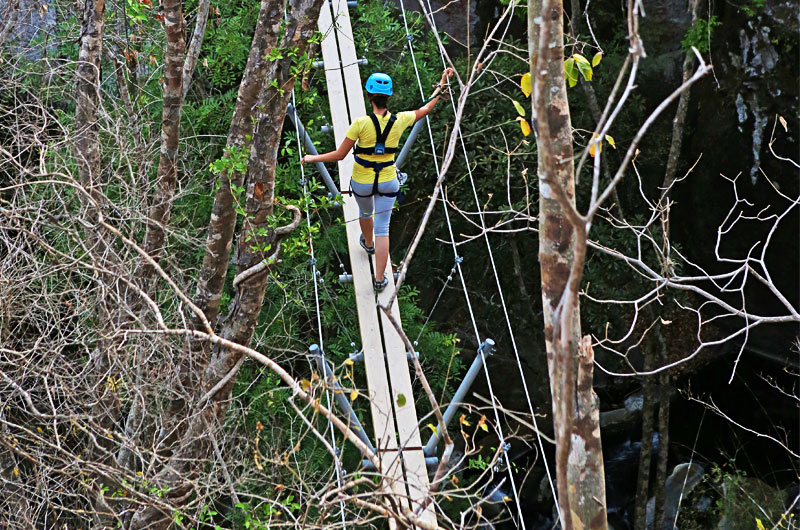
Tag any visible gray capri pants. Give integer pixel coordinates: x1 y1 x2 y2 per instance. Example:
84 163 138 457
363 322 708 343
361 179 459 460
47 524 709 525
351 178 400 237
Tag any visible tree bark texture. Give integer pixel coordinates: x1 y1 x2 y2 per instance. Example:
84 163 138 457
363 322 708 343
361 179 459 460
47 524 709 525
531 1 608 528
142 0 185 269
128 1 321 527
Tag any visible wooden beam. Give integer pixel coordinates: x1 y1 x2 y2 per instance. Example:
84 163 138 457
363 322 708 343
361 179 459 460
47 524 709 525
332 0 435 525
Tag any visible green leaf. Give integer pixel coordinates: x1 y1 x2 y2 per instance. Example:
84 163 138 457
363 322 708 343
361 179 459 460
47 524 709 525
564 58 578 88
605 134 616 149
573 54 593 81
396 393 406 407
592 52 603 67
512 99 526 117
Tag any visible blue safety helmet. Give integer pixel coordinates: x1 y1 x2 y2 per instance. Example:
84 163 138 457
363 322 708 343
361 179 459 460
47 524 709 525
365 72 393 96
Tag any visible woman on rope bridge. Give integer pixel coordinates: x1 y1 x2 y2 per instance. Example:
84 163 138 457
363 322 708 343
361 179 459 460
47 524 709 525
302 67 453 291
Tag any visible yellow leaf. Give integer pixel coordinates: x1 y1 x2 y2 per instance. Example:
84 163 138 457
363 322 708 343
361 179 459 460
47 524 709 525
516 117 531 137
12 467 19 476
349 390 358 402
605 134 616 148
756 518 766 530
512 99 526 117
779 115 788 132
459 414 471 427
426 423 438 436
503 495 512 502
344 358 354 366
592 52 603 67
300 379 311 391
589 134 603 157
520 72 531 97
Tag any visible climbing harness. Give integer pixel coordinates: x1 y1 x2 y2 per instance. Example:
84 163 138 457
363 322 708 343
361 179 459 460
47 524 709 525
351 112 401 198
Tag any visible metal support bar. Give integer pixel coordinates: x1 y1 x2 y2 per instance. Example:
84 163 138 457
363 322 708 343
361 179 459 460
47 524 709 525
312 56 367 68
348 349 419 363
338 271 400 284
309 344 376 454
423 338 496 457
361 455 439 471
395 115 427 170
286 104 340 198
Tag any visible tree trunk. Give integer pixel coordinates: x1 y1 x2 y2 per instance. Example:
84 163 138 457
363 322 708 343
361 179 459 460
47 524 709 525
182 0 211 99
531 1 608 527
151 0 286 449
73 1 119 526
141 0 186 271
635 350 656 530
128 1 322 526
192 0 286 329
654 366 671 529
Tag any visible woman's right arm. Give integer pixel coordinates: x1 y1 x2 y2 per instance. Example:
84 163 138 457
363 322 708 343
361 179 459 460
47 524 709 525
414 67 454 123
301 137 355 166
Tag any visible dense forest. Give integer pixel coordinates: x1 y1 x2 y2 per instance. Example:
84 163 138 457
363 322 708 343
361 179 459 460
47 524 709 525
0 0 797 529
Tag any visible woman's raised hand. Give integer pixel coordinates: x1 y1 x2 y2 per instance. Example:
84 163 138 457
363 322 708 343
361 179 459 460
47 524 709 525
441 67 454 84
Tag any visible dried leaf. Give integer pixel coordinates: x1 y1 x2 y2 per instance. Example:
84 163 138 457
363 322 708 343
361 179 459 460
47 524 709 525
520 72 531 97
459 414 471 427
779 115 788 132
477 415 489 432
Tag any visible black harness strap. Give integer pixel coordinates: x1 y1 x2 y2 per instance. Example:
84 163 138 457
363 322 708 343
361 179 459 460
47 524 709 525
353 113 398 155
351 112 401 197
352 156 399 197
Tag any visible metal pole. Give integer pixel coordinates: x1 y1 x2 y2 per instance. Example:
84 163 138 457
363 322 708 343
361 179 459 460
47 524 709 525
361 455 439 471
423 338 495 457
309 345 376 454
395 115 427 170
286 104 340 198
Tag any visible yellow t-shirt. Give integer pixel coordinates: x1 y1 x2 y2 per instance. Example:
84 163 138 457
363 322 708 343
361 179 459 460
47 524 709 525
345 110 417 184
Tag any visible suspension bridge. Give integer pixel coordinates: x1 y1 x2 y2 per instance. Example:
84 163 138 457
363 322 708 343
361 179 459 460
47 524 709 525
288 0 558 527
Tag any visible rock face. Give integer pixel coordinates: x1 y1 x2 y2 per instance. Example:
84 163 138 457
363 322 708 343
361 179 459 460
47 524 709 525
0 0 57 58
645 462 705 529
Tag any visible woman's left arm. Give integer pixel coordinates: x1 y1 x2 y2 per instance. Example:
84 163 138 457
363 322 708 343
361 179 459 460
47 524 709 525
301 137 355 165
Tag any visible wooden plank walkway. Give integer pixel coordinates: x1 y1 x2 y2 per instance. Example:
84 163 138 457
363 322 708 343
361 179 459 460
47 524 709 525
318 0 435 527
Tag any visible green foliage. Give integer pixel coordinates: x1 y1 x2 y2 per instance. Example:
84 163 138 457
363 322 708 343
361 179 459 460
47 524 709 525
681 16 721 54
740 0 766 17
